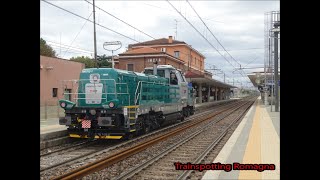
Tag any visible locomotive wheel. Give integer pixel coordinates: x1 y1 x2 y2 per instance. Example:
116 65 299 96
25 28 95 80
126 133 134 140
144 125 150 134
186 109 190 117
143 113 152 134
189 107 195 115
179 112 185 121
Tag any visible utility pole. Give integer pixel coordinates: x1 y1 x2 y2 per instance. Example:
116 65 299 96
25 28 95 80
224 73 225 83
273 22 280 112
93 0 97 67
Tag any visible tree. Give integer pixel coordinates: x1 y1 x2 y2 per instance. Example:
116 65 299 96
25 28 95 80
97 54 112 68
70 56 95 68
40 38 56 57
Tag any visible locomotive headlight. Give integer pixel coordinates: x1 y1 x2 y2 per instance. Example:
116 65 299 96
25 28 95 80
60 102 66 108
90 109 96 115
58 100 75 110
102 99 119 109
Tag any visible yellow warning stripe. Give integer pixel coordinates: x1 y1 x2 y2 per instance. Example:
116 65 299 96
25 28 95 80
238 100 261 180
124 105 139 108
69 134 122 139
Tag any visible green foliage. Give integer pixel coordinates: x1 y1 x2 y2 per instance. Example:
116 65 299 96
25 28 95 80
40 38 56 57
70 56 96 68
69 55 112 68
97 54 112 68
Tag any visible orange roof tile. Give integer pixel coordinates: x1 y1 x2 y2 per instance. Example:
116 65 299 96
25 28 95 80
129 38 186 47
119 47 162 55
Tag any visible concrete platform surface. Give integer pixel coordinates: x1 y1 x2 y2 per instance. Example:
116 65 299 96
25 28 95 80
202 96 280 180
40 117 67 135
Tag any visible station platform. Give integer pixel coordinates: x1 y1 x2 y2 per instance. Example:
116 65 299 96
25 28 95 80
202 96 280 180
40 118 67 135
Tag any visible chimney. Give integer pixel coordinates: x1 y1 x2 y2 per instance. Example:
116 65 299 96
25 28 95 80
153 61 158 75
168 36 173 43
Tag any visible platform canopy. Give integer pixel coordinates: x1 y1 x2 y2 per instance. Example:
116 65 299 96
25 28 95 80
187 76 237 89
247 72 280 87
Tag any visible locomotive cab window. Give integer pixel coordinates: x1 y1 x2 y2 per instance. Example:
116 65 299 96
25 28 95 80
178 71 186 82
144 69 165 77
170 71 178 85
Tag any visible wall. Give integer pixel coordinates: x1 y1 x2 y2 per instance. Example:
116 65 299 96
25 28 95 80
40 55 85 106
116 56 185 73
151 45 204 72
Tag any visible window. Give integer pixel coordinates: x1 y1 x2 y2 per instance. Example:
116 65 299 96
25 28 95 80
144 69 152 75
170 71 178 85
179 71 186 82
64 89 72 101
52 88 58 97
161 48 166 52
174 51 180 58
127 64 134 71
175 72 183 83
144 69 165 77
157 70 165 77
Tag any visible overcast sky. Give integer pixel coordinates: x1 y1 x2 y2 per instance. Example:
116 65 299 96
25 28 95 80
40 0 280 88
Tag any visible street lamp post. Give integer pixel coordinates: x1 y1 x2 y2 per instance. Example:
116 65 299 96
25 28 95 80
103 41 122 68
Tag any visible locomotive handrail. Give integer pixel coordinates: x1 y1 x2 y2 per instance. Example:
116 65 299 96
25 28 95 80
135 93 140 105
64 93 129 95
61 78 131 105
134 81 142 105
134 81 168 105
62 79 168 106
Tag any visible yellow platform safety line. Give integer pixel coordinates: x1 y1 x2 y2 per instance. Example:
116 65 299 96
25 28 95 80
124 105 139 108
129 117 136 120
69 134 123 139
130 123 135 126
238 100 261 180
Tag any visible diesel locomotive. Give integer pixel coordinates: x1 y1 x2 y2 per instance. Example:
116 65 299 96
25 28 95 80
58 65 195 139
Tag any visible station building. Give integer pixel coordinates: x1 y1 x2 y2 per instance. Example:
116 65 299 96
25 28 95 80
40 55 85 106
115 36 236 103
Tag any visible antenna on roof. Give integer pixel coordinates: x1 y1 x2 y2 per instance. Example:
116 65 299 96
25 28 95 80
174 19 179 40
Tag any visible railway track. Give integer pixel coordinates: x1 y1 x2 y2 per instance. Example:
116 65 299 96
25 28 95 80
40 99 242 179
87 97 255 180
47 96 256 180
40 99 236 154
40 139 94 157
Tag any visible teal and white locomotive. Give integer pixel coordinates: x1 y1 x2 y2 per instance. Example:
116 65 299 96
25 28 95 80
58 65 195 139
